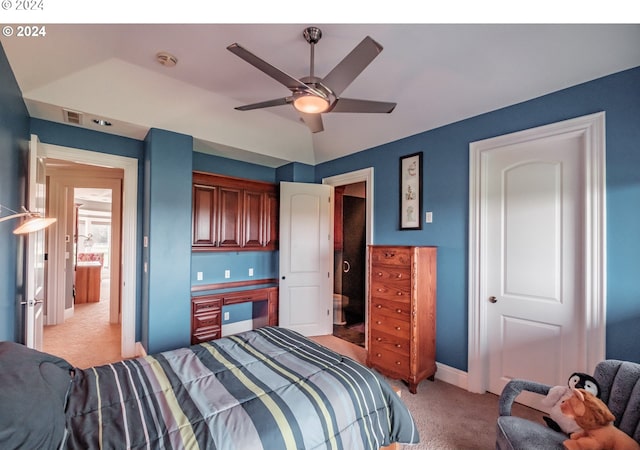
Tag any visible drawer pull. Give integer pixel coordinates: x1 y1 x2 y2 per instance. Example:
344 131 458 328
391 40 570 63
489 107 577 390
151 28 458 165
395 326 401 331
384 252 395 258
376 320 382 325
395 361 401 365
396 308 402 313
376 337 382 342
396 291 403 296
396 274 403 279
376 353 382 358
395 344 402 348
376 304 382 309
377 272 383 277
377 288 383 292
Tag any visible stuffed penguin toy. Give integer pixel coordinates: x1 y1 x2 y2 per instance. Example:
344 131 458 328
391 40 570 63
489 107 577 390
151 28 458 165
542 372 601 435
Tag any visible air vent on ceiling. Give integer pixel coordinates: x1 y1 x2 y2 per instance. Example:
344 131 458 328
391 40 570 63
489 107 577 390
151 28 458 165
63 109 83 125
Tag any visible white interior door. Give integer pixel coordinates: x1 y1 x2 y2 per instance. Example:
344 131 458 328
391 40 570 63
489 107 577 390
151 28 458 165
25 135 46 349
485 134 584 408
279 182 333 336
467 113 607 412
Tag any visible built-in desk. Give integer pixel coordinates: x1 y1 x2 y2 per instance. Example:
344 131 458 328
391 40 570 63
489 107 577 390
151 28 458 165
75 262 102 303
191 286 278 345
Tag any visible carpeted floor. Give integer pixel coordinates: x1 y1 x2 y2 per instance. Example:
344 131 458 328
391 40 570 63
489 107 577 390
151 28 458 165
311 334 546 450
43 277 121 368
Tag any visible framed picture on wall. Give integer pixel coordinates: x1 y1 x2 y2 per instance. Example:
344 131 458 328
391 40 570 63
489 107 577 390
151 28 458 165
399 152 423 230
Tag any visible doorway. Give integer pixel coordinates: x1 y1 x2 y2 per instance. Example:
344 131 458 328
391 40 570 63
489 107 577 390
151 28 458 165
42 160 124 368
332 183 366 347
323 167 374 349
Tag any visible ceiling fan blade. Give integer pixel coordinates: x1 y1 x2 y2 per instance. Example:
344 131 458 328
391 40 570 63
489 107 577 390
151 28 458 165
298 112 324 133
330 98 396 113
235 97 292 111
227 43 326 98
322 36 384 97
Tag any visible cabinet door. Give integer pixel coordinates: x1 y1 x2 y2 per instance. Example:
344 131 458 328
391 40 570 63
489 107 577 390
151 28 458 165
192 184 218 246
243 190 264 248
264 191 279 250
219 187 242 248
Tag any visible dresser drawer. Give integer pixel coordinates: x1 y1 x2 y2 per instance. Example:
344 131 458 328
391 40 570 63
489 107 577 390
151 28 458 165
370 279 411 302
370 328 410 357
369 347 410 374
370 313 411 338
371 266 411 284
371 247 412 266
193 297 222 314
370 298 411 321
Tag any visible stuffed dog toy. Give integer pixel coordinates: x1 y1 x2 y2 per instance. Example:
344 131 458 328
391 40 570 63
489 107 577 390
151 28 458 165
560 388 640 450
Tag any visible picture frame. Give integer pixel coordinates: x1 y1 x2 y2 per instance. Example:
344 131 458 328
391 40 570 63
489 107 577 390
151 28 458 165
399 152 423 230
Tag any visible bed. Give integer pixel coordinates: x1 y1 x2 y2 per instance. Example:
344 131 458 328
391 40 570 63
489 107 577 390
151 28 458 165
0 326 419 449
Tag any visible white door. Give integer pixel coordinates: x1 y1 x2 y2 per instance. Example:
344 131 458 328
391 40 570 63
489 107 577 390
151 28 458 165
25 135 46 349
468 113 606 409
279 182 333 336
486 135 583 405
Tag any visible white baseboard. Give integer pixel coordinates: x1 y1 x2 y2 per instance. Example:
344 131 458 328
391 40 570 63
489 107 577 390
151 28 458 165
434 361 469 391
135 341 147 357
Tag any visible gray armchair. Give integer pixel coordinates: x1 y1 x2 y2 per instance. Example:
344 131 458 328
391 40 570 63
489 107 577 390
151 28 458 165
496 360 640 450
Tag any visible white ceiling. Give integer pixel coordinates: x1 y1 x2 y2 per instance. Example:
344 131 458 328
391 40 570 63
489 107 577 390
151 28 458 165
2 24 639 167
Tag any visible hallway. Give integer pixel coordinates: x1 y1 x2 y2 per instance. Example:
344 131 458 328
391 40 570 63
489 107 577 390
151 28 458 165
43 276 121 368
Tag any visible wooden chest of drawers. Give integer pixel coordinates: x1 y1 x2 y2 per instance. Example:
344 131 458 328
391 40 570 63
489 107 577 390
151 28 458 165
366 245 437 393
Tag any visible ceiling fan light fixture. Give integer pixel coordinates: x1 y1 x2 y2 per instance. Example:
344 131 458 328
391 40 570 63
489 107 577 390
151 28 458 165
293 93 330 114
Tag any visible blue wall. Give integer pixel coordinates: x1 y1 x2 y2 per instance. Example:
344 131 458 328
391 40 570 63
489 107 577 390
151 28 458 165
316 66 640 369
143 129 193 353
0 43 29 342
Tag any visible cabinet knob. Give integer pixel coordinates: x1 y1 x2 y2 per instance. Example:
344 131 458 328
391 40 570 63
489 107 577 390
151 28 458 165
396 291 403 296
395 326 401 331
396 274 402 278
376 337 382 342
395 344 401 348
396 309 402 313
376 353 382 358
376 304 382 309
396 361 401 365
376 320 382 325
377 272 383 277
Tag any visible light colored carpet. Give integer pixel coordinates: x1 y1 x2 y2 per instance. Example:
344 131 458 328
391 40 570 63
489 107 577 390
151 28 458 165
310 334 545 450
43 277 121 368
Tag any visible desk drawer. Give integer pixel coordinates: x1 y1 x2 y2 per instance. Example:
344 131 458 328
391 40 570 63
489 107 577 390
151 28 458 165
193 297 222 314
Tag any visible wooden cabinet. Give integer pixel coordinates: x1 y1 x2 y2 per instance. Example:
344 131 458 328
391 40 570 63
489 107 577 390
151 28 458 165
192 172 278 251
191 286 278 345
366 245 437 394
75 263 102 303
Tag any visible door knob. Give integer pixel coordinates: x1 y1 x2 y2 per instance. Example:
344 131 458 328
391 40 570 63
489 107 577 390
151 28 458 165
489 296 498 303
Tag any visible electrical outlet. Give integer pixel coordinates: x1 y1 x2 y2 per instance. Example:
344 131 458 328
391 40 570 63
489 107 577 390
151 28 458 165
196 271 203 281
425 211 433 223
248 268 254 276
224 311 230 321
224 269 231 279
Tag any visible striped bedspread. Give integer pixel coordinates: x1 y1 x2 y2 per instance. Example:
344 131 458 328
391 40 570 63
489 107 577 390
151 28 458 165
63 327 419 449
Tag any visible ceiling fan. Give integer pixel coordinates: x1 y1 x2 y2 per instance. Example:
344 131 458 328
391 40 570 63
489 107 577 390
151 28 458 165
227 27 397 133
